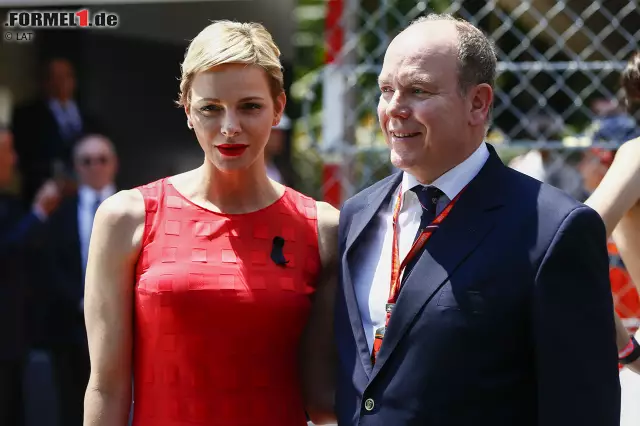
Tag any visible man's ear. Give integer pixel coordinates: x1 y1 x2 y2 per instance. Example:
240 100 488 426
468 83 493 127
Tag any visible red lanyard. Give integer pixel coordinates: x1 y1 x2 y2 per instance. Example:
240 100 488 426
371 183 466 365
388 184 464 302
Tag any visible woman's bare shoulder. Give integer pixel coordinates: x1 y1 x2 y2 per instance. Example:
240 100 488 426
316 201 339 247
99 189 145 221
618 136 640 156
316 201 340 231
93 189 147 245
315 201 339 267
608 136 640 191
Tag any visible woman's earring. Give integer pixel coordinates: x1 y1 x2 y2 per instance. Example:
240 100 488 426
187 120 193 130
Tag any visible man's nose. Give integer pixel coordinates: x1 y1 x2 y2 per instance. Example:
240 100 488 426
386 92 410 119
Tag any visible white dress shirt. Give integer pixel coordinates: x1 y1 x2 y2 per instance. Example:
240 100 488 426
78 184 115 275
49 98 82 139
353 142 490 351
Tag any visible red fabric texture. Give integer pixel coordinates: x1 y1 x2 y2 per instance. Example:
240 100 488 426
131 178 321 425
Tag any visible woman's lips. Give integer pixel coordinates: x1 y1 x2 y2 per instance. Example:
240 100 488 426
216 144 248 157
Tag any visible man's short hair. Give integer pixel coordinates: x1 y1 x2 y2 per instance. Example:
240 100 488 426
410 13 497 93
409 13 497 123
73 133 116 160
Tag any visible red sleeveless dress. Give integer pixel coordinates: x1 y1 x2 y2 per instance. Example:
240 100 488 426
131 177 321 426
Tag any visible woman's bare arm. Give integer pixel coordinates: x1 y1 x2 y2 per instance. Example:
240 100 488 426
83 189 145 426
585 138 640 372
299 201 339 425
613 208 640 374
612 204 640 294
585 137 640 237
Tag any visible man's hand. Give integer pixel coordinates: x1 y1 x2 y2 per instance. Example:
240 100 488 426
33 179 61 216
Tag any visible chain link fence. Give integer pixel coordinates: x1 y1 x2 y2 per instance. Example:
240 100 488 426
292 0 640 194
290 0 640 329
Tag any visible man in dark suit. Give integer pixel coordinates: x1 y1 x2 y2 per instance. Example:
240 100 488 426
11 57 102 206
46 134 118 426
0 127 60 425
334 14 620 426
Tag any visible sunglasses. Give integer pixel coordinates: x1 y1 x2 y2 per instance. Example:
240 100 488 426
80 155 109 166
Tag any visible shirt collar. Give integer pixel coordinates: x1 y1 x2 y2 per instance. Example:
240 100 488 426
49 98 78 113
401 142 490 200
79 183 116 204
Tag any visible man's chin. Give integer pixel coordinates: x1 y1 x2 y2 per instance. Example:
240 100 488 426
390 151 414 172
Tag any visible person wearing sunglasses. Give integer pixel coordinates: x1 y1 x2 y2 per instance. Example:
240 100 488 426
44 133 118 426
11 58 104 208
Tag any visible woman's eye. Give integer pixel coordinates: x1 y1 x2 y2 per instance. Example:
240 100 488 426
243 103 262 110
200 105 221 112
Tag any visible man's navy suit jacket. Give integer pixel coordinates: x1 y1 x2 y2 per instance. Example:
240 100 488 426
335 144 620 426
0 193 47 360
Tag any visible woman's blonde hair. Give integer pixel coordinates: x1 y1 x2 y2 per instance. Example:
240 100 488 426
177 20 284 107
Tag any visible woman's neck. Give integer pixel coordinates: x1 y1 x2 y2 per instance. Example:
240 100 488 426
191 160 283 214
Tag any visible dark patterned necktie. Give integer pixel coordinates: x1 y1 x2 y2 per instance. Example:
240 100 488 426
401 185 443 281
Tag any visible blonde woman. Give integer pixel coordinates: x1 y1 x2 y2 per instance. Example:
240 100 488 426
585 52 640 374
83 21 337 426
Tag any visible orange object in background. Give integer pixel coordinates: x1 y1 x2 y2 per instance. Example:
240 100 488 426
608 240 639 371
608 240 640 335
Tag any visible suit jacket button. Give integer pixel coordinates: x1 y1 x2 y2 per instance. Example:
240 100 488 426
364 398 375 411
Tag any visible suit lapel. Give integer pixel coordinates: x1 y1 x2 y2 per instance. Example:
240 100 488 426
370 147 507 379
345 172 402 255
41 102 65 153
342 172 402 378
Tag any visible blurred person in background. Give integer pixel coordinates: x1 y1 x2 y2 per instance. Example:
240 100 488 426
11 57 103 206
45 134 117 426
508 114 585 200
588 95 640 144
580 147 640 365
83 20 337 426
584 51 640 367
584 51 640 426
0 126 60 426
